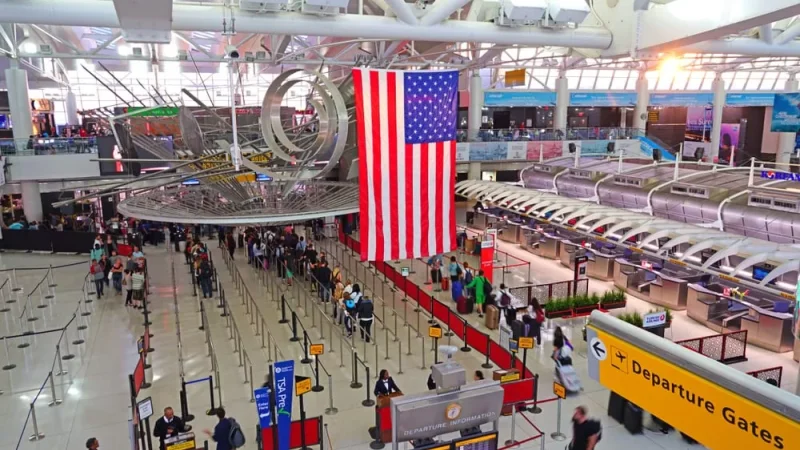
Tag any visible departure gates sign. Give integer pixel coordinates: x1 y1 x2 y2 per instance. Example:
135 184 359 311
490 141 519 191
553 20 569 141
586 327 799 450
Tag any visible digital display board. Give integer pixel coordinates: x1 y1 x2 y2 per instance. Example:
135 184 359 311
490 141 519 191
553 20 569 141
454 432 498 450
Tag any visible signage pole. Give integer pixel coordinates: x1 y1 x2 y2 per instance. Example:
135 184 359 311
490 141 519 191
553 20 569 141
299 394 308 450
144 417 153 450
522 348 528 375
504 407 517 445
550 398 566 441
269 365 278 450
433 337 439 365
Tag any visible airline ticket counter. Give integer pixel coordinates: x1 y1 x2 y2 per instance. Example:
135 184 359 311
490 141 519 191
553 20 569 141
524 228 561 259
473 210 504 231
613 255 709 310
687 280 795 353
558 240 626 281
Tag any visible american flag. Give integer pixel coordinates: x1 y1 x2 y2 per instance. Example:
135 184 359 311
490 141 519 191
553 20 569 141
352 68 458 262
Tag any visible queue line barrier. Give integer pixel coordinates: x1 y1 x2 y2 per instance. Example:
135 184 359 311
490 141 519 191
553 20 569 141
340 234 534 378
258 415 323 450
674 329 748 365
746 366 783 387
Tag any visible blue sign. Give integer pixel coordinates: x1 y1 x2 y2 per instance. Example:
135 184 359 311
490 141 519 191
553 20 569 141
273 360 294 450
256 173 273 182
254 387 272 430
760 170 800 181
649 93 713 107
771 93 800 132
484 91 556 107
570 92 637 107
725 93 775 107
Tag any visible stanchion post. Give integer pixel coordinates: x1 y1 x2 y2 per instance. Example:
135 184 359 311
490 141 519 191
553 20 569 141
370 406 385 449
47 372 61 406
482 339 493 369
504 406 517 446
301 332 312 364
460 319 471 352
279 295 289 324
312 356 324 393
207 375 217 415
350 352 362 389
529 374 542 414
2 337 16 370
362 366 375 407
290 312 300 342
325 374 337 415
28 403 44 441
550 397 566 441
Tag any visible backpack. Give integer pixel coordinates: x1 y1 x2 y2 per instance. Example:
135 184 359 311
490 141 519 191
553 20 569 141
590 419 602 442
482 278 493 298
228 417 246 448
200 262 212 278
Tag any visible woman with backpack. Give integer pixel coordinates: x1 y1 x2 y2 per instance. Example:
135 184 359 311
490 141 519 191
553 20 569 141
464 269 490 318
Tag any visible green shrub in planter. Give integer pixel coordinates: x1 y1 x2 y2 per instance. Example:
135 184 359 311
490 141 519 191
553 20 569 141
544 298 572 313
600 289 626 306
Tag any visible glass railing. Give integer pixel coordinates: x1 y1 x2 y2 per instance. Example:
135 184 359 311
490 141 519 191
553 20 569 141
456 127 645 142
0 137 98 156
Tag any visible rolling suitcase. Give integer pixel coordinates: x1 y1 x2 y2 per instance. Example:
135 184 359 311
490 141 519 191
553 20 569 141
456 296 473 314
555 360 582 393
441 277 449 291
485 305 500 330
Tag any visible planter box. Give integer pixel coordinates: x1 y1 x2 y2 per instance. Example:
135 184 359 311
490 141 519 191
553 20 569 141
545 309 573 319
600 301 627 310
573 304 600 317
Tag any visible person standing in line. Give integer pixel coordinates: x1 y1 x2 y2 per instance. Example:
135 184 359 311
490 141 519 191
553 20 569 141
100 254 112 287
90 243 104 263
448 256 461 282
197 255 214 299
356 294 374 343
90 259 105 297
111 257 124 295
123 269 133 307
465 269 489 318
131 266 146 310
569 406 601 450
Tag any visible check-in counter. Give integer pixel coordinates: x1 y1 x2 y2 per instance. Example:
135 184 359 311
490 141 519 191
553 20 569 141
474 211 491 230
519 226 537 251
585 247 623 281
687 282 795 353
499 221 523 244
613 258 703 310
530 231 560 259
794 338 800 362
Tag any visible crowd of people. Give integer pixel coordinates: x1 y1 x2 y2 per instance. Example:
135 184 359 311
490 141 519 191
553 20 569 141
87 231 148 308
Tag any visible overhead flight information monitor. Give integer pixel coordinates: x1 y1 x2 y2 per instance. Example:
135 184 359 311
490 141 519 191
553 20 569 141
454 432 498 450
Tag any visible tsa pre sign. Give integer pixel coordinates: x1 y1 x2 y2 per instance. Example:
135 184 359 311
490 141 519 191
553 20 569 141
273 360 295 450
588 327 799 450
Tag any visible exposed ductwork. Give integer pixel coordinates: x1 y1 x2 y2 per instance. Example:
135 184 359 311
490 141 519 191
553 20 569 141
0 0 612 48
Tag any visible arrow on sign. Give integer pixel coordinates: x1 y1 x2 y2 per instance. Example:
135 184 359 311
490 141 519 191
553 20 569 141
589 337 607 361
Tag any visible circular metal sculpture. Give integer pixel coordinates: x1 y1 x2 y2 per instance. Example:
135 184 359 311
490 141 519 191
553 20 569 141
116 180 359 225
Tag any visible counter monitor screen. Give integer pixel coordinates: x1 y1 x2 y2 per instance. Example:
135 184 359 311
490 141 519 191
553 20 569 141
752 266 774 284
454 432 498 450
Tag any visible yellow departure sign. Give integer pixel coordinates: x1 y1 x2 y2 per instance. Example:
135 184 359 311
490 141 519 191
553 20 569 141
587 326 799 450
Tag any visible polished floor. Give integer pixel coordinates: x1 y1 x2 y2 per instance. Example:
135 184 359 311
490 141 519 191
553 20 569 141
0 228 796 450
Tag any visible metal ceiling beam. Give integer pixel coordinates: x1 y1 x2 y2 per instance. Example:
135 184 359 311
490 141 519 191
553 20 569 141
774 19 800 45
683 38 800 57
1 0 612 48
635 0 800 51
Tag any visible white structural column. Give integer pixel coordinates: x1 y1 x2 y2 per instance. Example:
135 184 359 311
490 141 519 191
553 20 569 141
709 74 725 162
554 72 569 133
66 89 80 125
632 73 649 131
776 76 799 170
4 59 33 153
21 181 43 222
467 162 481 180
468 72 483 141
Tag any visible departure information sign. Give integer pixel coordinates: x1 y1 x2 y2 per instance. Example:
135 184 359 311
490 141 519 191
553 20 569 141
586 326 800 450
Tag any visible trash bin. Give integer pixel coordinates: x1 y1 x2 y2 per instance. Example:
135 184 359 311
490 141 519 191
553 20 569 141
623 402 643 434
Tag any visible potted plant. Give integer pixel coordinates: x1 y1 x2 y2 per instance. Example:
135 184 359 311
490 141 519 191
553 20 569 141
573 293 601 316
544 297 573 319
600 289 627 310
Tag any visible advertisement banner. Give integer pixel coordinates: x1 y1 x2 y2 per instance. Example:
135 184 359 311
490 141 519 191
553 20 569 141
771 93 800 132
469 142 508 161
254 387 272 430
725 93 775 107
456 143 470 162
273 360 295 450
480 240 494 283
506 142 527 160
525 141 563 161
483 90 556 107
649 93 713 107
570 92 637 107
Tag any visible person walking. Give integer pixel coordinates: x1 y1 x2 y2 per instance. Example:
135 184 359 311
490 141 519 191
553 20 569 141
226 233 236 260
568 406 601 450
85 437 100 450
123 269 133 306
90 259 105 298
90 243 104 263
465 269 490 318
203 407 245 450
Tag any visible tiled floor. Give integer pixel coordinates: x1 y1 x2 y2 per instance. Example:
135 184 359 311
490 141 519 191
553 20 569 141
0 226 796 450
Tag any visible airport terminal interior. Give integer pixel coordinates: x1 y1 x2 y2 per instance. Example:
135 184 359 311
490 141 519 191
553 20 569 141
2 1 800 449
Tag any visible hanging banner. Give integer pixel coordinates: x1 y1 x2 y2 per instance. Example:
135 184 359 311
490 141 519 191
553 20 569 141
725 93 775 107
484 91 556 107
504 69 526 87
569 92 637 107
480 239 495 283
649 93 713 107
456 143 470 162
771 93 800 132
254 387 272 430
273 360 295 450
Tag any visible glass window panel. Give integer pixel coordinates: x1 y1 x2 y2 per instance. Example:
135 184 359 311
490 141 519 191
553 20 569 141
730 78 747 90
734 71 749 79
544 76 556 89
763 71 778 79
760 77 776 90
673 72 690 90
578 74 595 89
610 77 627 90
655 74 673 90
532 68 548 77
686 77 702 90
745 77 762 91
594 77 611 90
700 77 713 90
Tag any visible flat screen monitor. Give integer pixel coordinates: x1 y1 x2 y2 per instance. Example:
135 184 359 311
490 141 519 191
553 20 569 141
454 432 498 450
182 179 200 186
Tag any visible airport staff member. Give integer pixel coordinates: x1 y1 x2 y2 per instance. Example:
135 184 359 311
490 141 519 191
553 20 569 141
153 407 186 450
374 369 402 397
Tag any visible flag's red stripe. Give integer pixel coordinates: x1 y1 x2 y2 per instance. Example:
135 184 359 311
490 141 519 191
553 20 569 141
434 141 444 255
369 70 384 262
404 143 414 259
352 69 369 261
387 72 399 261
419 143 429 258
448 141 456 251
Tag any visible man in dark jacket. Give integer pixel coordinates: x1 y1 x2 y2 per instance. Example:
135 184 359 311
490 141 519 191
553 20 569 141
356 295 374 343
316 262 332 302
153 407 186 450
